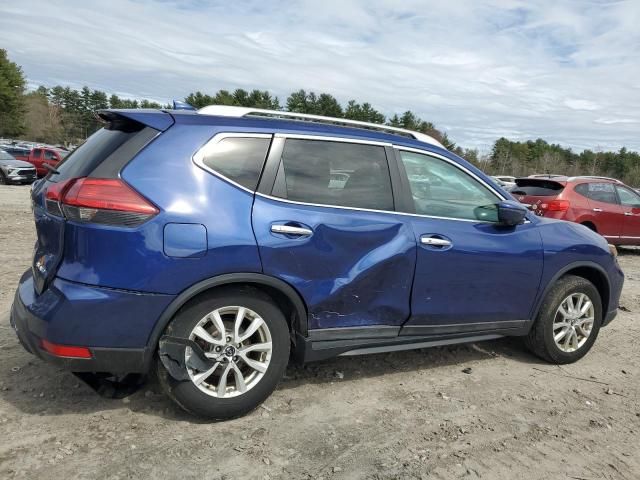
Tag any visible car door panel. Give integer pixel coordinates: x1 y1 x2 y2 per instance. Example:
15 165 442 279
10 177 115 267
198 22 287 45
252 195 416 329
394 148 544 332
580 183 624 239
615 186 640 241
401 217 543 330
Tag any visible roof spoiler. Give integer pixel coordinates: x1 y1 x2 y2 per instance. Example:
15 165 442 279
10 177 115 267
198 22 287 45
96 109 175 132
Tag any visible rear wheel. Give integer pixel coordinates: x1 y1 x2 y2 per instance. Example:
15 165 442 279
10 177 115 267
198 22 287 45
156 287 290 420
525 275 602 363
0 172 7 185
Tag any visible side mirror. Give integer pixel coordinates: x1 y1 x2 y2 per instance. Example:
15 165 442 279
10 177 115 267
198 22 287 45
474 201 528 226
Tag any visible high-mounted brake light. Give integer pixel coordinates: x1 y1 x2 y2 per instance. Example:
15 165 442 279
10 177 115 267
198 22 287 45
45 177 158 227
41 339 92 359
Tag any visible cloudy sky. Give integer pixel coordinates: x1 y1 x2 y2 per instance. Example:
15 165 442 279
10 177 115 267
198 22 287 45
2 0 639 152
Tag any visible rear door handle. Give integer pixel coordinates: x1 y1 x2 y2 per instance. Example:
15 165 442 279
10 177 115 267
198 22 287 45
271 224 313 236
625 212 633 216
593 208 603 212
420 235 452 248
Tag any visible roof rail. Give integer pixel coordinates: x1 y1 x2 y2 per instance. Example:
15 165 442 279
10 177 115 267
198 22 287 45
197 105 445 149
567 175 623 183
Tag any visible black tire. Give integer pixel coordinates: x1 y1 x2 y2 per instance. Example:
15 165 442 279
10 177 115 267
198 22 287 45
0 172 7 185
525 275 602 364
156 286 290 420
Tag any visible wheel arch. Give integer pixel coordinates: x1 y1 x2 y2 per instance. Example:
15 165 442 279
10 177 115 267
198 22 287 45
531 261 610 323
580 221 598 233
146 273 308 365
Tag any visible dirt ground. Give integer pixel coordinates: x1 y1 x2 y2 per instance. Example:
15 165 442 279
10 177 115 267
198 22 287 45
0 184 638 480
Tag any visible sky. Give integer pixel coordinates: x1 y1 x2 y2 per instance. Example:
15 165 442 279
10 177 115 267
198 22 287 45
1 0 639 153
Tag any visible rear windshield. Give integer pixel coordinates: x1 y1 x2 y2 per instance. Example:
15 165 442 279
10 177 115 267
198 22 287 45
52 125 151 181
511 179 565 196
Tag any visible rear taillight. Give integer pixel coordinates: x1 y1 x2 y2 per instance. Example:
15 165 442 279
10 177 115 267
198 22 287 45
45 177 158 227
542 200 570 212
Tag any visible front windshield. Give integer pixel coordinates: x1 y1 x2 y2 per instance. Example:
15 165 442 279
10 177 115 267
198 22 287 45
0 150 15 160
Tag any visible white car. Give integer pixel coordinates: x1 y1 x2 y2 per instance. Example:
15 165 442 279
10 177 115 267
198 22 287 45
492 175 516 189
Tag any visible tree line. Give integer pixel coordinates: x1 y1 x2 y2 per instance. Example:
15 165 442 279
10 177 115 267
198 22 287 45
487 137 640 187
2 49 638 185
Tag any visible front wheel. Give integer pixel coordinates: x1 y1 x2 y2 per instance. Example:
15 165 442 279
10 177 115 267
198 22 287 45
525 275 602 364
157 287 290 420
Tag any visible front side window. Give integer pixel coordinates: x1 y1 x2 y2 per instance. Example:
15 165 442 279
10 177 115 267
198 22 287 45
273 139 394 211
32 148 42 158
616 186 640 207
199 136 271 190
44 150 56 160
575 183 618 204
399 150 499 221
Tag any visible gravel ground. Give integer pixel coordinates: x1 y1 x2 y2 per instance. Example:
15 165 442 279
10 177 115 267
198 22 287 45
0 184 638 479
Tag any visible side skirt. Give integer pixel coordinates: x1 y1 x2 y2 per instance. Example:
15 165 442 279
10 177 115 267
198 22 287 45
294 321 531 363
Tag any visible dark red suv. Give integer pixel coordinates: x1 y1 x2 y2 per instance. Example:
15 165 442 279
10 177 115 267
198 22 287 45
512 176 640 245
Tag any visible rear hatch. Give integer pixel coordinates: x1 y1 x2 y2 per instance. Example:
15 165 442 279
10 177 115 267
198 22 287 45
29 110 172 294
511 178 567 216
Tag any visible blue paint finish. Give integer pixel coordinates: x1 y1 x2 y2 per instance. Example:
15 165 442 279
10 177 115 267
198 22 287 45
404 217 544 325
164 223 207 258
252 195 416 329
534 217 624 316
12 108 625 373
17 270 173 348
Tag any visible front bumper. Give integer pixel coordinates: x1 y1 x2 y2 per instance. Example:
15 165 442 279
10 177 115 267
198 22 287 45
10 270 174 374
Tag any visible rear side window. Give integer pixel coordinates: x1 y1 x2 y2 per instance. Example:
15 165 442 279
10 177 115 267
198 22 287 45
512 179 565 196
575 183 618 204
54 126 156 181
198 136 271 190
272 139 394 211
44 150 55 160
32 148 42 158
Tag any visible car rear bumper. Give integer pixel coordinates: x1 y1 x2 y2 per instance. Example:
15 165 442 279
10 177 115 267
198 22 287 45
10 270 174 374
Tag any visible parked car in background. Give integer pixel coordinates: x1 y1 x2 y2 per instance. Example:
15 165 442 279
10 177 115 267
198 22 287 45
1 146 31 162
0 150 37 184
11 107 623 419
492 175 516 189
512 175 640 245
27 147 68 177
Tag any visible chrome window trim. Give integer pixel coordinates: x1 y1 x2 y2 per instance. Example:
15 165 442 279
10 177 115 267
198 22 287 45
273 132 392 147
194 131 509 225
192 132 273 194
255 191 495 224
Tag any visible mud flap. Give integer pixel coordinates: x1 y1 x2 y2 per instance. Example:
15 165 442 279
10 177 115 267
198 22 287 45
158 335 217 381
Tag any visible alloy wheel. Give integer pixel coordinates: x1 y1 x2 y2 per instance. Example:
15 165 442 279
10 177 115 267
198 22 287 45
185 306 272 398
552 293 595 353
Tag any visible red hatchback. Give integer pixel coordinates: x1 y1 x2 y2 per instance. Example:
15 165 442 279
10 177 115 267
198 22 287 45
512 176 640 245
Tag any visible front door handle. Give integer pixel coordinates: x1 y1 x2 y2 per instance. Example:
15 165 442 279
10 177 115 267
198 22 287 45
420 235 452 247
625 212 633 216
271 224 313 236
593 208 603 212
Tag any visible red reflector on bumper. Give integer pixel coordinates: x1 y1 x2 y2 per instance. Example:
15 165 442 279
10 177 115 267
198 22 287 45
41 339 92 358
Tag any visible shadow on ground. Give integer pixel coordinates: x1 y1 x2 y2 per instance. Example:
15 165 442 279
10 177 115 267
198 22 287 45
0 331 544 422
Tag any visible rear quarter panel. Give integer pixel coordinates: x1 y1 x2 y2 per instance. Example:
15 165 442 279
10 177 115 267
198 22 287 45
56 123 264 294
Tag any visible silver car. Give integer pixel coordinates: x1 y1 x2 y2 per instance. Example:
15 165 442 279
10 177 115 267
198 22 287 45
0 150 37 185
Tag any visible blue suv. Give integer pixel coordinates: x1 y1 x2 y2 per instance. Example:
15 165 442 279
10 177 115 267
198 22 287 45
11 106 624 419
